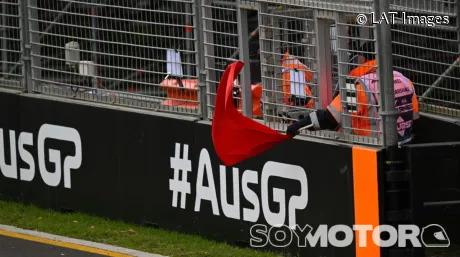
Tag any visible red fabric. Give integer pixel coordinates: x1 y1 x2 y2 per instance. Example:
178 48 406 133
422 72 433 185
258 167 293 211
212 61 292 166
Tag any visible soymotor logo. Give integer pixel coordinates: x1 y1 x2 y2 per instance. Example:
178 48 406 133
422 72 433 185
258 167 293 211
250 224 450 248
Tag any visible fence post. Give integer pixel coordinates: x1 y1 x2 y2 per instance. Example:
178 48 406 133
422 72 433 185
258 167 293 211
18 0 31 92
195 0 208 120
374 1 419 257
236 1 253 118
27 0 40 92
374 0 398 147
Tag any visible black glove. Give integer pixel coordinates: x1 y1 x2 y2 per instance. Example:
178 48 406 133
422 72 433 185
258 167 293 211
286 116 313 137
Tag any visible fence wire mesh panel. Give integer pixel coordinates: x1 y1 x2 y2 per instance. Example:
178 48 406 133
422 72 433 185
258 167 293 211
28 0 199 115
390 0 459 117
257 1 382 145
258 3 318 129
3 0 458 146
0 0 23 88
336 13 382 145
202 0 240 119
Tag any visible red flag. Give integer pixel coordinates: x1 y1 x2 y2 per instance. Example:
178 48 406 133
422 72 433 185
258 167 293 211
211 61 292 166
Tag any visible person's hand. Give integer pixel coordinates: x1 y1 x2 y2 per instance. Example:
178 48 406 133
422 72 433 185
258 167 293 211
286 115 315 137
286 123 301 137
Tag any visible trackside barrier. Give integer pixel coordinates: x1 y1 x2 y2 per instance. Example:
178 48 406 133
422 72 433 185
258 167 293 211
1 90 460 257
404 142 460 249
0 0 459 257
0 91 386 257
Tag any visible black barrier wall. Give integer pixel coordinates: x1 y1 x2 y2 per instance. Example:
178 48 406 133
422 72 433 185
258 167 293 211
0 91 21 202
412 114 460 144
0 90 387 257
404 142 460 248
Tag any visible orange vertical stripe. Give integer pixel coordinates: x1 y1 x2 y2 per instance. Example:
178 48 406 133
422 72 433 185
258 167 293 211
352 146 380 257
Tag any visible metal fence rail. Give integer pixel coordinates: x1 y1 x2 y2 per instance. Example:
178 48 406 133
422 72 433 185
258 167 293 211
0 0 23 88
0 0 459 146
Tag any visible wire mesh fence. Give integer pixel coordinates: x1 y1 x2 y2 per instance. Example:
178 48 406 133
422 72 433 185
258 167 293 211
335 12 383 145
253 0 458 145
28 0 200 115
0 0 459 145
390 0 459 117
0 0 23 88
202 0 240 119
257 1 385 145
258 3 318 127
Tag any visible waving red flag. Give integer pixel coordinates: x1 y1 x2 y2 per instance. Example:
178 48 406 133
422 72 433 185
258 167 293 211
211 61 292 166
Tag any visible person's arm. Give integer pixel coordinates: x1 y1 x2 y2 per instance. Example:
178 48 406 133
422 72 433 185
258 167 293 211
286 109 339 135
286 95 342 136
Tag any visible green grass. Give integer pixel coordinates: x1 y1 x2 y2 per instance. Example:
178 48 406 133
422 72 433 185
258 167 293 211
2 200 458 257
0 200 282 257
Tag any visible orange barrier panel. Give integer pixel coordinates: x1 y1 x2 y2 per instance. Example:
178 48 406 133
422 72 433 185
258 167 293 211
160 78 263 117
352 146 381 257
159 79 199 109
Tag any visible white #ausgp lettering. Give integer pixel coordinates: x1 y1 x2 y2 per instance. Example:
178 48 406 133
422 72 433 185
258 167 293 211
0 124 82 188
185 146 308 228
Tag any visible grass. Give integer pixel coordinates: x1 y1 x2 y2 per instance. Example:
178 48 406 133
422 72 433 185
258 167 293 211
1 200 459 257
0 200 282 257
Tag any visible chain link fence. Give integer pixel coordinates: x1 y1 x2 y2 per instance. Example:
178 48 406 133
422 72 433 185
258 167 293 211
0 0 458 145
0 0 23 88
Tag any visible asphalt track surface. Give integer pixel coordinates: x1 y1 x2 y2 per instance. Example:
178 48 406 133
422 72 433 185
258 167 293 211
0 235 107 257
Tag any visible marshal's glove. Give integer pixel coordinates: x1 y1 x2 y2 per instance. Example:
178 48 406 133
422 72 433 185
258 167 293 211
286 116 314 137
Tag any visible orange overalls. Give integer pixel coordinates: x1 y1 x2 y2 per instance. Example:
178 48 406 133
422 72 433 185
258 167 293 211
281 52 314 109
327 59 420 137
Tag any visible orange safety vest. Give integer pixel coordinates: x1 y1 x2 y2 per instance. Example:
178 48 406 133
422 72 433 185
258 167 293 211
281 52 314 108
327 59 420 137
